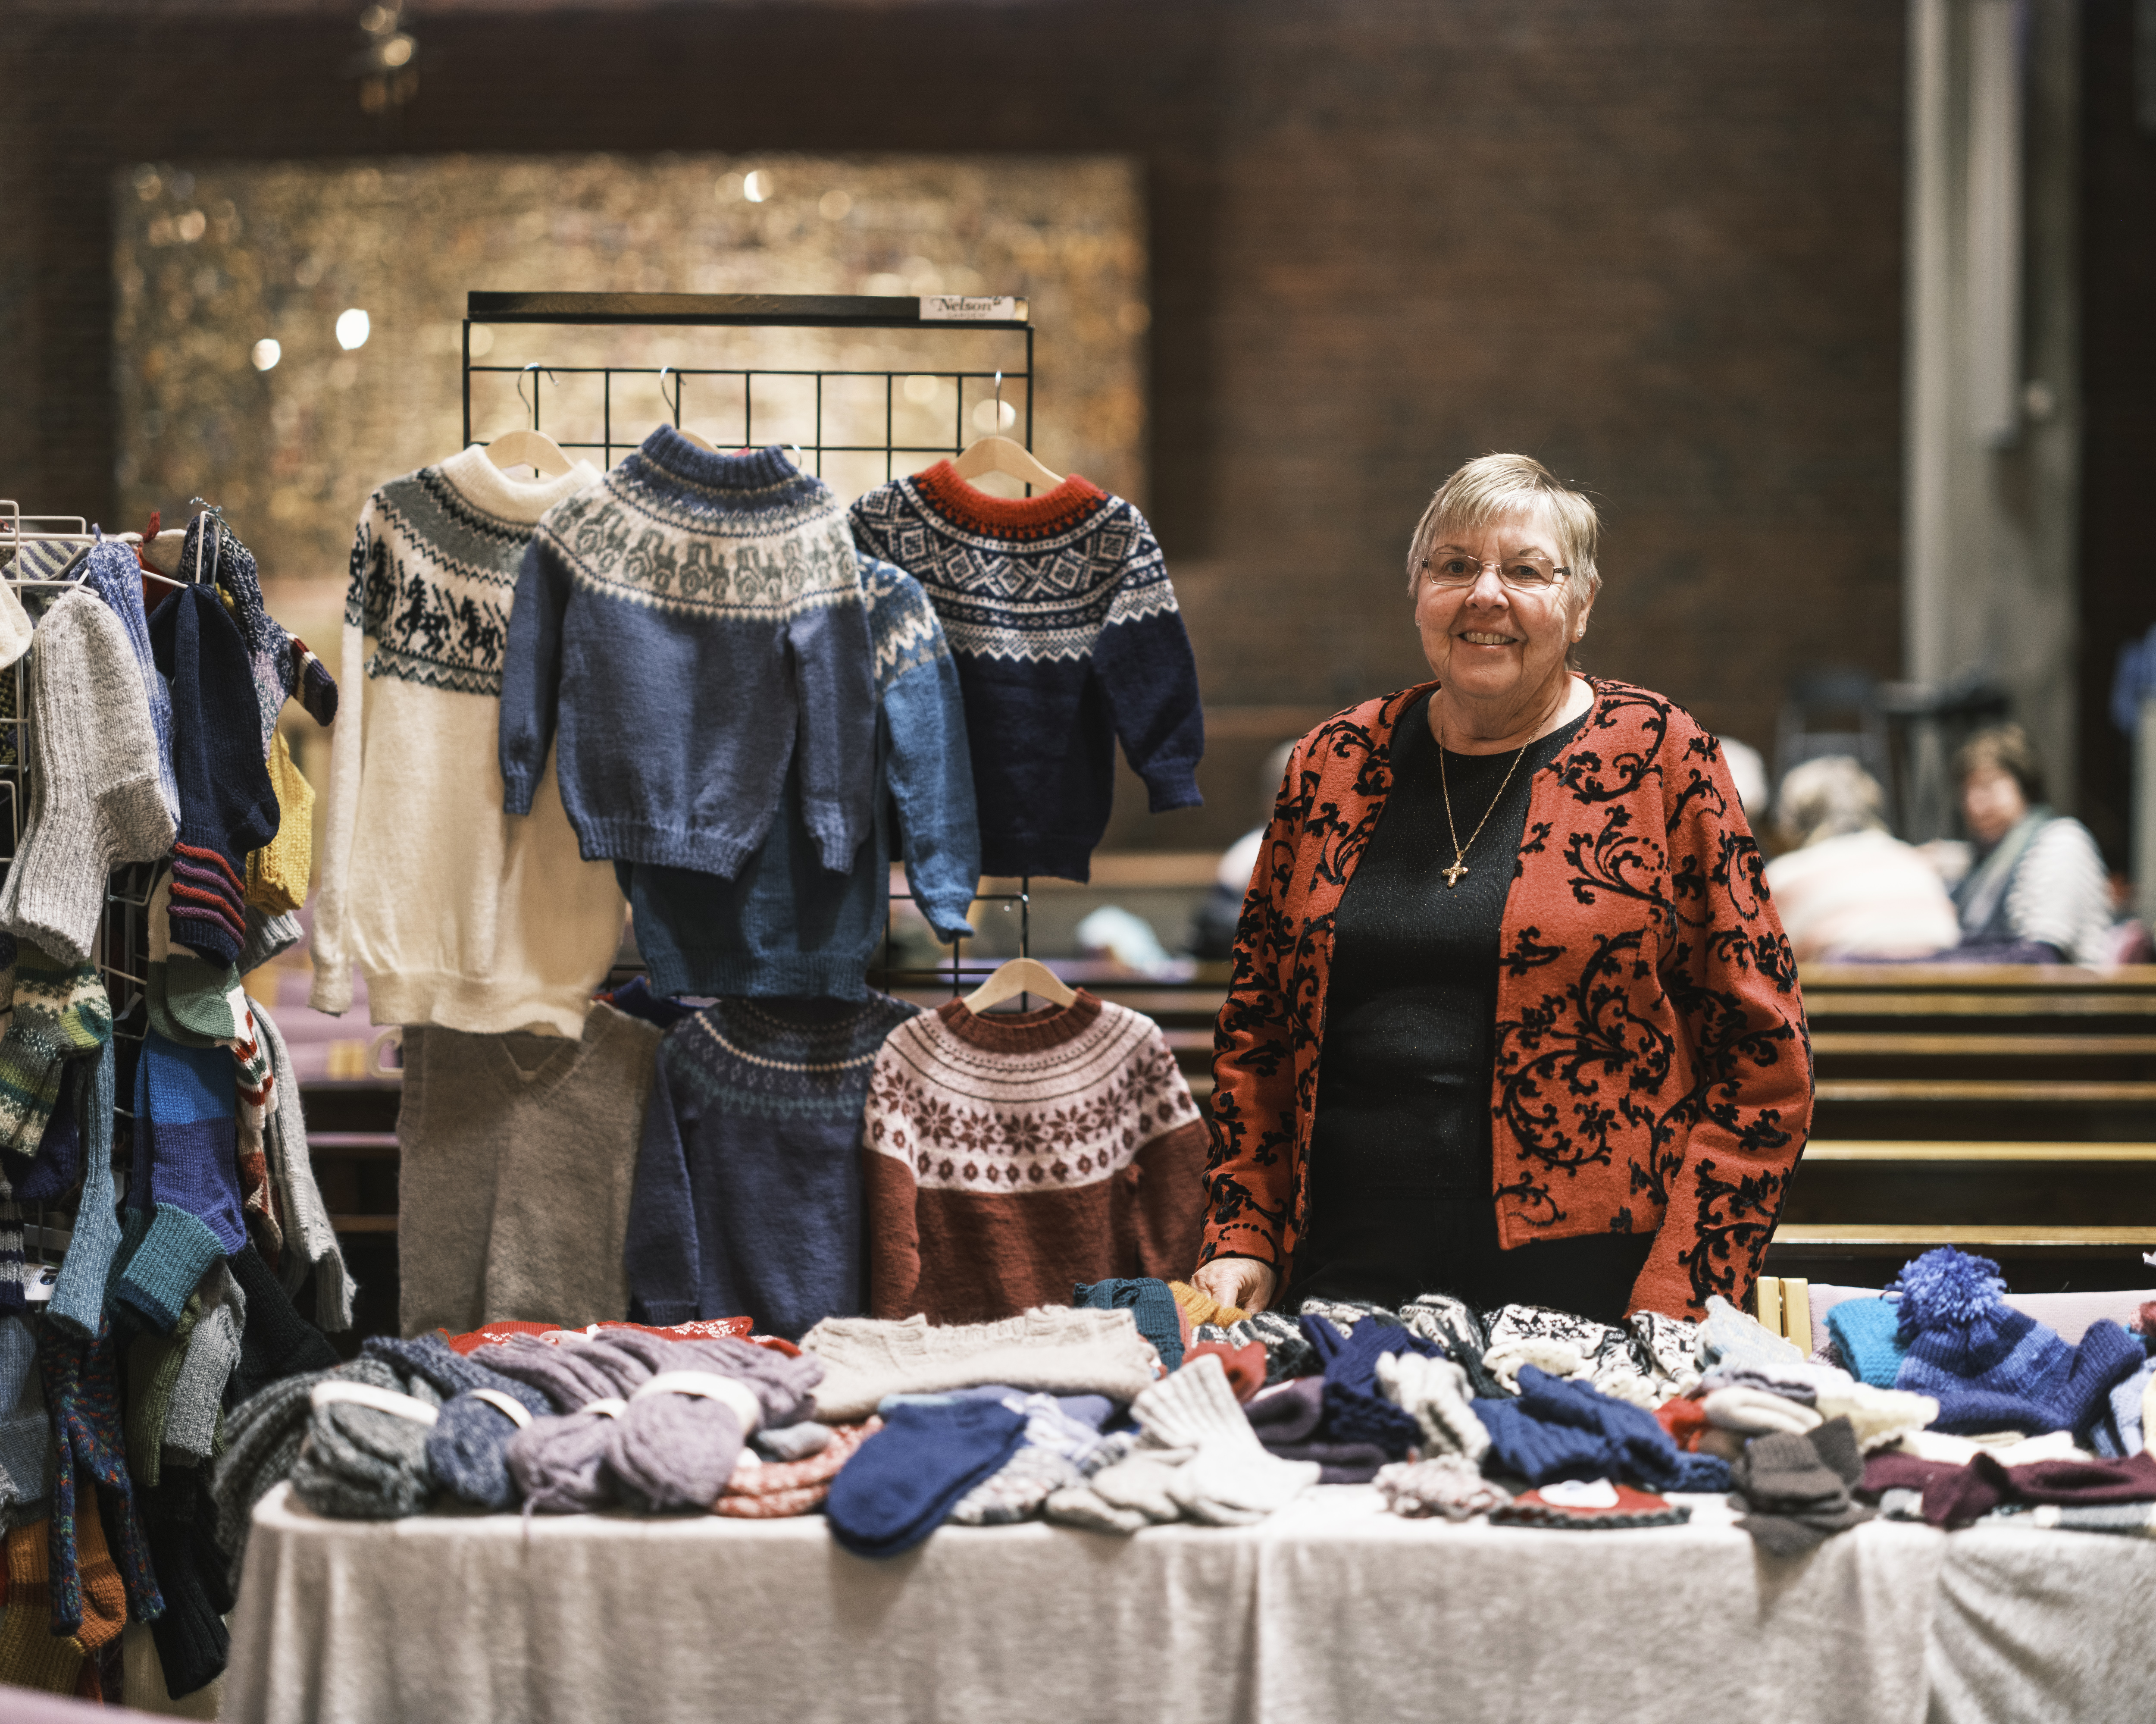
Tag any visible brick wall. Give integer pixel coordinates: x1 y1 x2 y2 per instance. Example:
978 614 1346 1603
1 0 1907 853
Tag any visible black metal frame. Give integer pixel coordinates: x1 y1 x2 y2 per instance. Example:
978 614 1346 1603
457 292 1036 995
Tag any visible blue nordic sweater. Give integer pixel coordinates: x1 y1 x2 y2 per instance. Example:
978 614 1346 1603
500 432 876 878
626 992 921 1338
617 554 979 998
848 462 1204 883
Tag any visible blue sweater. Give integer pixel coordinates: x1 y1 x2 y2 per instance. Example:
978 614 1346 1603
617 555 979 998
501 433 876 878
848 462 1204 882
626 992 921 1338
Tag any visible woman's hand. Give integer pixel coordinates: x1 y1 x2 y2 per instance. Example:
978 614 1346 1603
1190 1255 1277 1315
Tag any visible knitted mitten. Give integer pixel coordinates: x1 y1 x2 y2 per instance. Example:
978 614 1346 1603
1704 1385 1824 1437
1167 1279 1248 1329
0 1523 84 1692
1042 1439 1187 1534
1730 1416 1873 1558
0 946 110 1157
1136 1353 1320 1521
1378 1350 1492 1461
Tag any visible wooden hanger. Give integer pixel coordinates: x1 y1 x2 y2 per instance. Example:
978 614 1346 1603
948 435 1063 491
484 429 575 477
962 957 1076 1014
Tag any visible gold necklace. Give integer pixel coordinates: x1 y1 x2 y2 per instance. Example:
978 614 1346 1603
1435 720 1532 890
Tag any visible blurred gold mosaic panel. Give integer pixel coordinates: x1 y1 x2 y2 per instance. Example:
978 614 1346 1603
113 154 1146 608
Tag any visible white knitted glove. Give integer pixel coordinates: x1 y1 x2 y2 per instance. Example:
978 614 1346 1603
1377 1351 1490 1462
1482 1337 1593 1394
1136 1354 1318 1519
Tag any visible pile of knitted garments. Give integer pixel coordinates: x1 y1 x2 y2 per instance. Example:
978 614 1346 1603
1887 1248 2143 1438
1039 1352 1319 1536
1862 1444 2156 1530
502 1330 823 1513
1479 1303 1701 1408
1473 1366 1733 1493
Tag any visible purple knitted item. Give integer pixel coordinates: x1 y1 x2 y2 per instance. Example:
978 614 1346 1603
603 1338 823 1512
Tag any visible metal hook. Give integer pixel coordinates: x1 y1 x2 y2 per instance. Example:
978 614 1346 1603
516 364 556 429
658 365 684 425
994 370 1004 432
186 498 224 586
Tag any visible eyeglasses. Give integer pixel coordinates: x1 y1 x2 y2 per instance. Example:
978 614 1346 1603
1421 552 1569 592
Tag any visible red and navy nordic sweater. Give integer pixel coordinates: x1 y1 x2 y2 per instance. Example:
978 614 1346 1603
848 463 1204 882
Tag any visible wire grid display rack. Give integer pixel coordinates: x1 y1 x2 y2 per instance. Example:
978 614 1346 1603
460 292 1039 994
0 503 177 1291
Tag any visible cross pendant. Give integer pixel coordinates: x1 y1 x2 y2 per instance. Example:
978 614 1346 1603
1443 860 1469 888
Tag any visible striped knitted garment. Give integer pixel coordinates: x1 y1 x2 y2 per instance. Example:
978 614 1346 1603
616 554 979 998
39 1314 163 1636
627 991 922 1338
0 947 111 1162
861 991 1209 1323
1954 809 2116 965
311 446 626 1036
848 461 1204 882
147 586 280 966
503 432 876 880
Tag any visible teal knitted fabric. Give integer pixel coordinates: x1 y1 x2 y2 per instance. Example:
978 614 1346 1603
1827 1298 1907 1389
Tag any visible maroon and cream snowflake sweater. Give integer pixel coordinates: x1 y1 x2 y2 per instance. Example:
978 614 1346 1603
862 991 1208 1323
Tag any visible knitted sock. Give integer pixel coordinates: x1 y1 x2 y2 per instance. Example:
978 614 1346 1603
604 1337 824 1512
1375 1454 1514 1521
67 1495 129 1656
1730 1415 1873 1557
6 1056 82 1202
162 954 242 1046
826 1400 1028 1558
1042 1442 1188 1534
288 635 339 727
0 1314 52 1517
228 1241 338 1404
139 1468 234 1699
48 1037 120 1340
1377 1350 1492 1461
1246 1375 1325 1447
41 1316 163 1634
1072 1277 1185 1371
0 947 109 1157
0 1522 83 1692
0 1200 25 1313
125 1294 204 1488
163 1264 244 1469
1135 1353 1319 1522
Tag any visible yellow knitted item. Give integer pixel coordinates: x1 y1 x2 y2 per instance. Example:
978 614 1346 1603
1169 1280 1249 1329
244 729 313 915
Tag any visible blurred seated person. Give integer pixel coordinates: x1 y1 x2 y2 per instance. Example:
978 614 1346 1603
1186 742 1295 962
1763 756 1959 962
1947 724 2113 966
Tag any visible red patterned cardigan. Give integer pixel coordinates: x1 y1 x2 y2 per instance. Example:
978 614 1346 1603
1202 678 1813 1318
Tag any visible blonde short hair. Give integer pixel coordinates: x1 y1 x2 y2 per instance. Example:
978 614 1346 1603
1774 754 1887 849
1405 454 1604 617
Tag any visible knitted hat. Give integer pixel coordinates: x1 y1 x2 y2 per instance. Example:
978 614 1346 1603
1891 1248 2144 1437
146 585 280 967
1826 1297 1907 1389
0 945 110 1159
0 590 177 961
244 730 313 915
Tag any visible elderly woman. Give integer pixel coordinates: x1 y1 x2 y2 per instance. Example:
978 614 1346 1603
1190 455 1812 1324
1949 725 2114 965
1764 755 1959 963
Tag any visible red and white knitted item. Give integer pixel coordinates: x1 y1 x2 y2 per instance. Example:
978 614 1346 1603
861 991 1207 1323
713 1418 879 1519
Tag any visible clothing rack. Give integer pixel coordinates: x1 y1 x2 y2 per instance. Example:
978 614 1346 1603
0 503 215 1298
459 292 1041 996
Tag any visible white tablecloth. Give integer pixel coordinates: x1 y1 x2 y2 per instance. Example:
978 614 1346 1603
222 1483 2156 1724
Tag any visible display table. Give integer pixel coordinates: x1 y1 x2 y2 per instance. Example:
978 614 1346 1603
222 1482 2156 1723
